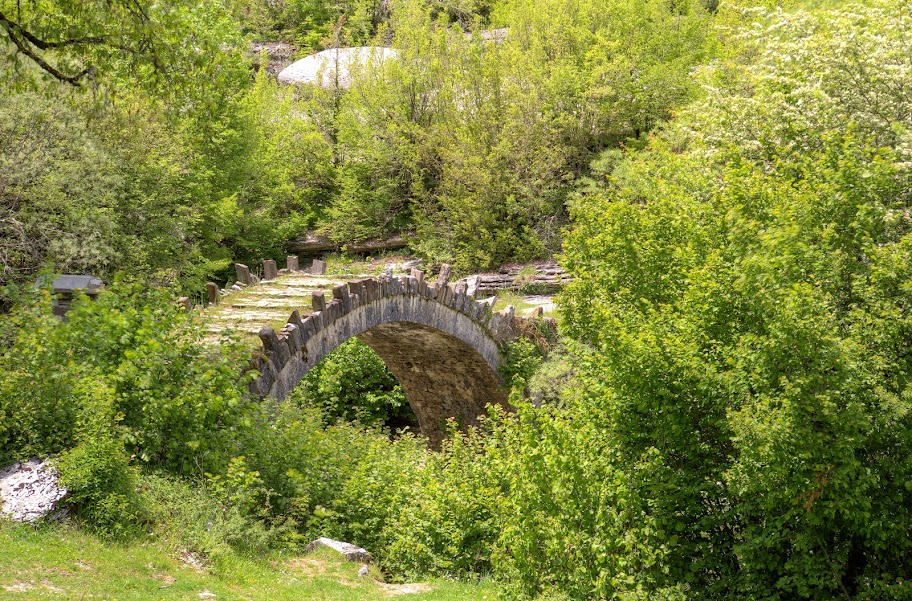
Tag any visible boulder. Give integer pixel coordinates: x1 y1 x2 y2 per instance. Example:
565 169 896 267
277 47 398 88
0 459 67 523
304 537 372 563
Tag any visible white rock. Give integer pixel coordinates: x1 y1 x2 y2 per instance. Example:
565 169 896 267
278 47 398 88
0 460 67 523
305 537 372 563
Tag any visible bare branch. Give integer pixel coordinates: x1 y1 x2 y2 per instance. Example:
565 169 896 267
0 10 115 85
0 10 107 50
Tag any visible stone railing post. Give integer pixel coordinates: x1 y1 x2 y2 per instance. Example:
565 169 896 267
235 263 252 285
263 259 278 280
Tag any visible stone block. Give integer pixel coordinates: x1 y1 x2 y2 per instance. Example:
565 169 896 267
177 297 192 312
472 301 488 321
411 268 424 284
333 284 351 312
305 538 372 563
0 460 67 523
259 326 290 370
312 291 326 312
463 294 475 315
287 255 299 271
311 259 327 275
250 355 276 396
283 323 304 355
441 283 455 305
288 309 304 327
324 299 342 326
263 259 278 280
206 282 220 305
465 275 480 298
437 263 452 287
300 315 317 339
235 263 251 285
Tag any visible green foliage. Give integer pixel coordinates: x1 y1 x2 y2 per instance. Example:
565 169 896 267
0 0 244 93
235 403 403 545
527 343 577 407
289 338 414 429
218 68 335 267
0 281 257 479
498 339 544 390
560 1 912 597
382 427 501 580
2 0 715 290
292 0 713 270
56 415 141 537
141 472 275 559
322 433 427 558
489 402 687 601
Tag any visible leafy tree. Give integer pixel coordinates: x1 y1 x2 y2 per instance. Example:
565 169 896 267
311 0 710 270
561 2 912 597
0 0 243 93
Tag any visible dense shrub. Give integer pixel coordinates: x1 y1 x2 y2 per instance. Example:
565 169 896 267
381 426 501 580
140 472 275 559
560 2 912 597
288 338 414 429
0 282 257 523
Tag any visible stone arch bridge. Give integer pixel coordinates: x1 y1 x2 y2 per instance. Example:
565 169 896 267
244 267 523 447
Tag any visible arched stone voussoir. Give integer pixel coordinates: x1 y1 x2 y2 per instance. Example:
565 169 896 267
254 273 513 447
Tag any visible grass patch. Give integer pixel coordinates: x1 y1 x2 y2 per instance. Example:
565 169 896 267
322 251 417 278
0 522 497 600
491 291 557 318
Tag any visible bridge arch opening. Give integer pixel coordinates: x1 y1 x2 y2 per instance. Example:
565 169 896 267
290 338 418 433
356 320 507 445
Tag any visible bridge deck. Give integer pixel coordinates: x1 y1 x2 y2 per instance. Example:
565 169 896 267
204 272 362 337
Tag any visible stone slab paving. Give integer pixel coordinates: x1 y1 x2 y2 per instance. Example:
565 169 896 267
203 272 374 339
202 266 557 338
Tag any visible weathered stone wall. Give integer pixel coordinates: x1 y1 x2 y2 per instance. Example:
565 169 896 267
457 260 570 296
250 269 518 447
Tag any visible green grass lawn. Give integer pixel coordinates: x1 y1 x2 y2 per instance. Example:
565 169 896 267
0 523 497 600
